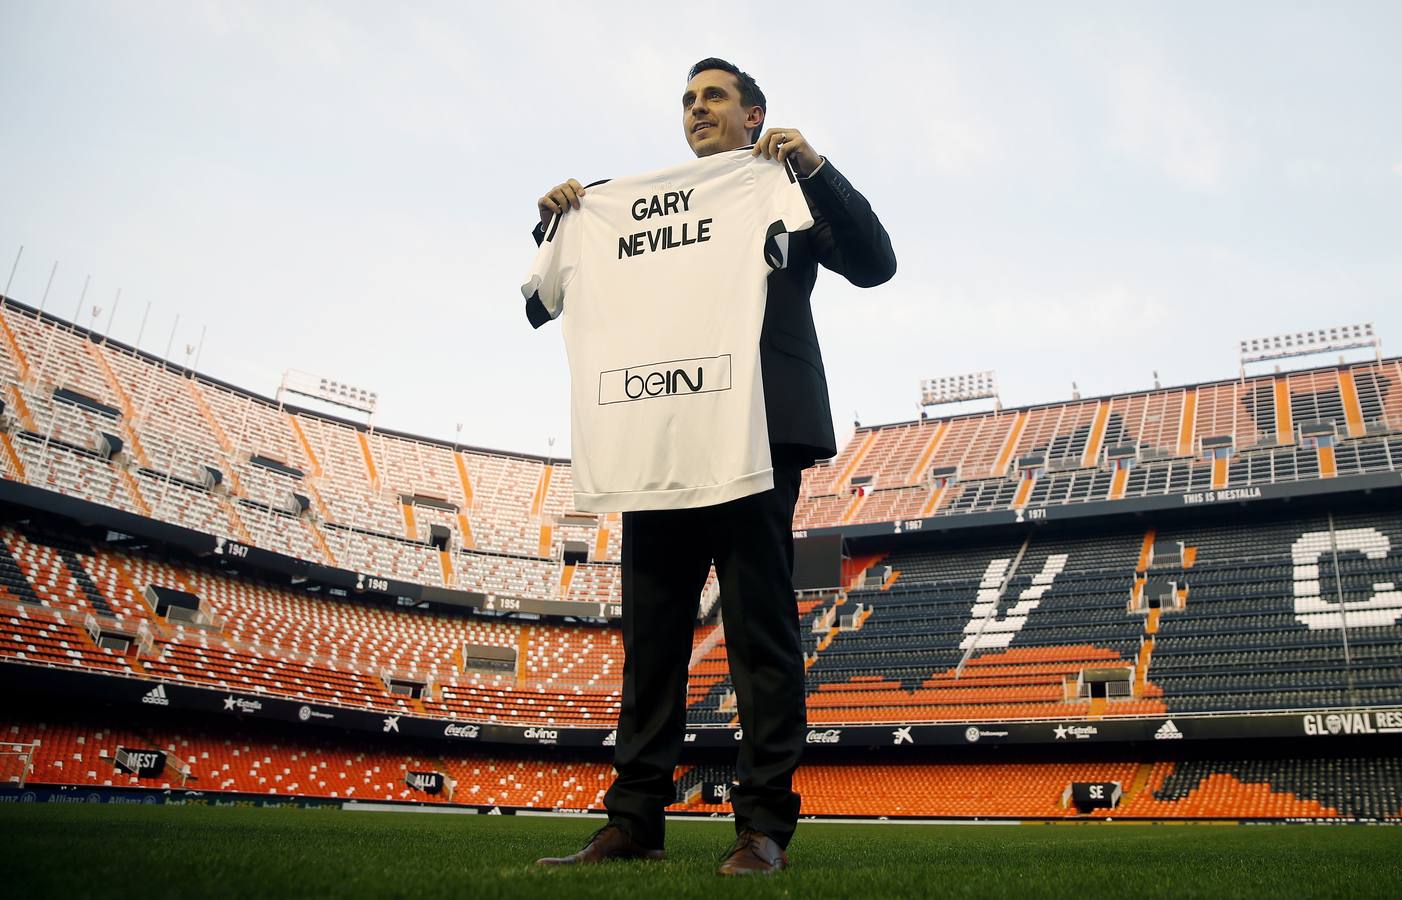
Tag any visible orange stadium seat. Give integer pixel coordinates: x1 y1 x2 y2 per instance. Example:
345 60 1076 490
9 710 1401 819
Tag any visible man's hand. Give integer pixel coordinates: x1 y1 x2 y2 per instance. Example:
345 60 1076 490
538 179 586 228
752 127 822 177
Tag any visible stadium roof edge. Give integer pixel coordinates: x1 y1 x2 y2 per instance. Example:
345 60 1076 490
854 354 1399 436
0 294 560 466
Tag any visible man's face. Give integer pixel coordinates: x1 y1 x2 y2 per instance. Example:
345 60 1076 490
682 69 763 157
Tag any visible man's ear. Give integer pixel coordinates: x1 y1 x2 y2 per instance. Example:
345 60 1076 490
746 106 765 135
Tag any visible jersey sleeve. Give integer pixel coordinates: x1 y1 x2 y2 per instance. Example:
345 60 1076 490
520 210 582 329
758 157 815 271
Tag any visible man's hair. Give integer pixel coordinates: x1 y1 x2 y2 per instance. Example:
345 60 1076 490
687 57 766 142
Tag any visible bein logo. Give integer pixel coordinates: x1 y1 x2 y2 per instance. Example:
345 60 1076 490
598 355 732 405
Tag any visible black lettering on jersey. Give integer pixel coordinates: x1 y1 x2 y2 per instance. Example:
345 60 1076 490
618 218 713 259
626 366 703 399
632 189 695 221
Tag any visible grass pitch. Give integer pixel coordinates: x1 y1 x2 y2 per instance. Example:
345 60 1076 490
3 805 1400 899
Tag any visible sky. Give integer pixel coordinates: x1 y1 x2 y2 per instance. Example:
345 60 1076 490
2 1 1399 458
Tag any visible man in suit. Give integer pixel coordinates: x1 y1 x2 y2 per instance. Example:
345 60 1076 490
533 58 895 876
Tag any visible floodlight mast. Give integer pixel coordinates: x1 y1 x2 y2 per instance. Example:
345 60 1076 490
278 369 380 425
1 245 23 311
1237 323 1380 380
920 369 1001 412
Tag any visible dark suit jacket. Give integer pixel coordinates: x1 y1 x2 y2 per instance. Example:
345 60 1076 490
529 157 896 468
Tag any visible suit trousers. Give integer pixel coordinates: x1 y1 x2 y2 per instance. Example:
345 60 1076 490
603 461 807 850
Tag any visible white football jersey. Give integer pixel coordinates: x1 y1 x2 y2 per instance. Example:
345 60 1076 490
521 148 813 512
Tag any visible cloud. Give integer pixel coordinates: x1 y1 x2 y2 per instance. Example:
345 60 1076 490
848 277 1168 354
193 0 357 68
1106 52 1226 189
1286 158 1338 187
1393 160 1402 178
921 119 991 176
843 30 997 179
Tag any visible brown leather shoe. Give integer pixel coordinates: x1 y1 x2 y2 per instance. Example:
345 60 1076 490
716 829 788 876
535 824 665 865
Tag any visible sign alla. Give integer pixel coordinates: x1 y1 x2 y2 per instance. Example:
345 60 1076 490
406 771 444 795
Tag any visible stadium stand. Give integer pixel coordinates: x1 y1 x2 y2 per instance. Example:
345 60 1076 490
6 299 1402 589
4 296 1402 822
676 754 1402 819
4 477 1399 730
6 705 1400 818
793 358 1402 530
0 299 625 586
1122 756 1402 820
1149 510 1402 712
0 523 627 725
